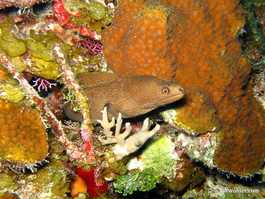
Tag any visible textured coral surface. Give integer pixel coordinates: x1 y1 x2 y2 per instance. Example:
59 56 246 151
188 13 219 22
102 0 265 176
0 99 48 165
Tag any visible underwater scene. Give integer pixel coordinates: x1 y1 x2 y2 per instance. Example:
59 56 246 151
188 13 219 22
0 0 265 198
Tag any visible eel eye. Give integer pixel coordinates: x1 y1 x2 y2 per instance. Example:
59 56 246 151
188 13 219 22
162 87 170 94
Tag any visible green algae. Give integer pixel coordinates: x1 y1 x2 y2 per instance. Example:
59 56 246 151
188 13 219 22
129 136 180 179
88 2 107 20
0 18 27 57
92 9 114 33
0 159 69 198
23 159 70 197
0 172 18 195
114 136 181 195
0 84 26 103
114 168 161 196
61 0 113 34
0 16 107 83
140 136 179 178
0 65 26 103
0 18 75 80
24 31 72 80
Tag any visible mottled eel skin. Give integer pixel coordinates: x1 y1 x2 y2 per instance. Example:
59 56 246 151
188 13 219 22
64 72 184 122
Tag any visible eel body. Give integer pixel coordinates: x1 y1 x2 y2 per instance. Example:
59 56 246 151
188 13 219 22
64 72 184 122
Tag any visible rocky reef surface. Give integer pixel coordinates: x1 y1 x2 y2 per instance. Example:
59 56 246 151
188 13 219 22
0 0 265 198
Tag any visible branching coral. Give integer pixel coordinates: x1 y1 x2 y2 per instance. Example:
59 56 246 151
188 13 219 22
98 107 160 160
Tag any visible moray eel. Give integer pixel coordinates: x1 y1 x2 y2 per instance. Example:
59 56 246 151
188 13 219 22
64 72 184 122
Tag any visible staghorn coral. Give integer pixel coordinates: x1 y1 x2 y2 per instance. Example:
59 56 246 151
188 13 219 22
0 99 48 171
102 0 265 176
98 107 160 160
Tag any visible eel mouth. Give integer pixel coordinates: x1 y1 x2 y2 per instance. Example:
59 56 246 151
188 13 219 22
147 92 185 109
157 92 185 103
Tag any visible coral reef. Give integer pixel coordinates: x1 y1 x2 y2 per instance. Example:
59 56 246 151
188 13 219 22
1 0 265 198
0 99 48 171
182 173 265 199
98 107 160 160
102 0 265 176
0 41 102 198
253 68 265 108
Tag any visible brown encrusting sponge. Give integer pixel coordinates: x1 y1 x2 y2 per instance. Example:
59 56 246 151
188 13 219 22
102 0 265 176
0 99 48 169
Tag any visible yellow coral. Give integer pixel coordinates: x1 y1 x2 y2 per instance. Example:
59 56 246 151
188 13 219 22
0 99 48 166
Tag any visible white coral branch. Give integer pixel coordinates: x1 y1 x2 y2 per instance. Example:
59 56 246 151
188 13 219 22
97 107 160 160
